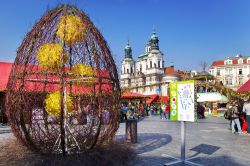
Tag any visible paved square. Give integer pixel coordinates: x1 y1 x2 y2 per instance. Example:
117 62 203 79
1 116 250 166
116 116 250 166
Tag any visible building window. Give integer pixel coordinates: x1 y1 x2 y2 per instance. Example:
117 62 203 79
154 63 156 68
140 64 142 72
131 67 133 73
150 61 152 68
225 59 232 65
150 87 153 92
226 78 232 85
123 67 125 74
128 79 131 86
162 61 164 68
127 69 129 73
239 78 243 85
216 69 220 76
158 61 161 68
239 68 243 75
226 68 232 75
143 77 146 85
238 59 243 64
210 70 213 75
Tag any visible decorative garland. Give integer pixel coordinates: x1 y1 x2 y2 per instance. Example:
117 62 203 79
57 14 86 45
37 43 67 70
71 64 96 86
45 91 74 116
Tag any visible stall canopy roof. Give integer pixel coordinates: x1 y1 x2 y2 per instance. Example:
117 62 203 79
0 62 112 94
0 62 12 91
146 94 169 104
121 92 147 99
197 92 228 103
237 79 250 93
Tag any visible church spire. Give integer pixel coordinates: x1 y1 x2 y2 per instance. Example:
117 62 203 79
150 29 159 50
124 40 132 59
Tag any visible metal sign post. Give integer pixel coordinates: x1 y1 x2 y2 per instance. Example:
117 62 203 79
163 121 202 166
163 80 202 165
181 121 185 162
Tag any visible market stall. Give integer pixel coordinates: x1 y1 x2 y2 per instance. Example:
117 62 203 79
197 92 228 117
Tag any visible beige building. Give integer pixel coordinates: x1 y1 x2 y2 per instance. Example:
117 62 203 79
209 54 250 90
120 31 181 96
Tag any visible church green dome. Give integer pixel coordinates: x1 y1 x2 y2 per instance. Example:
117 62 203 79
124 40 132 59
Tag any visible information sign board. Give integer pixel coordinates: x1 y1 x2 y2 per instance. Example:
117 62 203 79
169 80 195 122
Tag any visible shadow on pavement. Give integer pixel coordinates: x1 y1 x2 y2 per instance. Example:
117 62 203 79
136 133 172 154
116 133 172 154
0 130 11 134
188 143 220 159
0 125 11 134
197 121 229 125
129 155 248 166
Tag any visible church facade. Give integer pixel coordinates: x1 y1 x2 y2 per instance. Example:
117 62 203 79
120 31 181 96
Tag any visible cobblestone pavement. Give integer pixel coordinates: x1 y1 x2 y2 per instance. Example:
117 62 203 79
1 117 250 166
116 116 250 166
0 124 12 143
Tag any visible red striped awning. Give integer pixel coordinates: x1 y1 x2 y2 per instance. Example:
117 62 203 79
121 92 147 99
237 79 250 93
146 94 169 104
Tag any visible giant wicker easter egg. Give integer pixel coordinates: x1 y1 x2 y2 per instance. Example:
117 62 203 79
6 4 120 154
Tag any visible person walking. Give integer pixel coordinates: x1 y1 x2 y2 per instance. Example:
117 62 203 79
120 104 127 122
160 103 166 119
164 101 170 119
230 101 242 134
242 98 250 134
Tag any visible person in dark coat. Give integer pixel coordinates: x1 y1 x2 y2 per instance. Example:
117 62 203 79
230 101 242 134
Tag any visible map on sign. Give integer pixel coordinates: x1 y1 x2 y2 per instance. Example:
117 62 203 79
178 83 194 111
170 80 195 122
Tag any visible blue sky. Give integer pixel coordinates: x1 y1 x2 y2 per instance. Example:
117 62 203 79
0 0 250 71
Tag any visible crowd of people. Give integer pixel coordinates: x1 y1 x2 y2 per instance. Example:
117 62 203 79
120 102 171 122
120 100 209 123
224 98 250 135
120 97 250 136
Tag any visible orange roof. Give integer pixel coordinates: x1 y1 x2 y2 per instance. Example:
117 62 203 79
164 67 175 74
164 67 183 77
211 57 250 67
211 60 224 67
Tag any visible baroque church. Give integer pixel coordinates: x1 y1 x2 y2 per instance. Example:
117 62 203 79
120 31 181 96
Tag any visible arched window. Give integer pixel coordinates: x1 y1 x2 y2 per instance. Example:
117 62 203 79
238 59 243 64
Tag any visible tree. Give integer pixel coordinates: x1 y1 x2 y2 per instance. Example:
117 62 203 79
200 61 208 72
